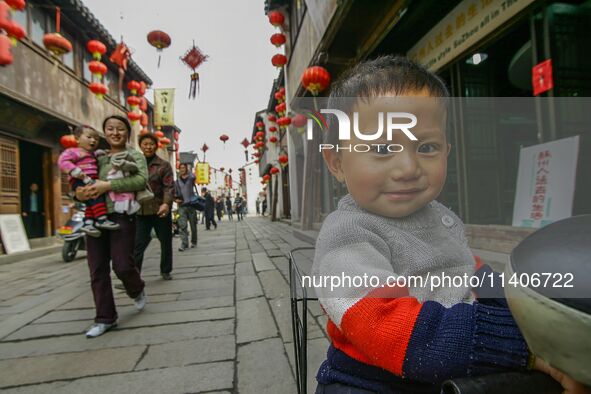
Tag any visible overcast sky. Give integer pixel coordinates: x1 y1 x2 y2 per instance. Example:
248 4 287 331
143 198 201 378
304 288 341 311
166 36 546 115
83 0 279 201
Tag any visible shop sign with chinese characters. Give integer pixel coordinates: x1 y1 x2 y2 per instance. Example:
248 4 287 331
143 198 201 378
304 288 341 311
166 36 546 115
154 89 176 126
512 136 580 228
408 0 536 71
195 162 210 185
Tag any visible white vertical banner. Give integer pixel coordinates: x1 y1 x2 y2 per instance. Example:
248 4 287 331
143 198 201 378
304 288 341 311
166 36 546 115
512 136 580 228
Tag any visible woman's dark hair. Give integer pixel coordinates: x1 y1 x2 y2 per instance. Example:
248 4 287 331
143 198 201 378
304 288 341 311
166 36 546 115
138 133 159 145
325 56 450 144
102 115 132 133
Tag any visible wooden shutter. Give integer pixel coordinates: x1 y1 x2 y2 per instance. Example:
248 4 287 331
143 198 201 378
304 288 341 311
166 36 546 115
0 135 20 214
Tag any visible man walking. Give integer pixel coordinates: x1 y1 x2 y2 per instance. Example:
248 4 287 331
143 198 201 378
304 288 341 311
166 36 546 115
255 196 261 215
234 193 244 221
225 195 233 221
174 163 197 251
201 187 217 230
134 134 174 280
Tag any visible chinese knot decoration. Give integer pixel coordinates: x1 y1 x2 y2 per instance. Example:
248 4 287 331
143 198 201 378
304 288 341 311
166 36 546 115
241 138 250 162
302 66 331 96
181 41 208 99
43 7 72 57
86 40 108 99
147 30 171 68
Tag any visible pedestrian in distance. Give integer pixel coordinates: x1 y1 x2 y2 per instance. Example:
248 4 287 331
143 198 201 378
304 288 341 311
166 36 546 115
255 196 261 216
234 193 244 221
174 163 198 251
215 195 224 221
21 182 44 239
261 197 267 216
133 133 174 281
201 187 217 230
225 195 233 221
75 115 147 338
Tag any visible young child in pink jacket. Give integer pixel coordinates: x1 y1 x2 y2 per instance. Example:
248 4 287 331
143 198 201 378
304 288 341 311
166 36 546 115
58 126 119 237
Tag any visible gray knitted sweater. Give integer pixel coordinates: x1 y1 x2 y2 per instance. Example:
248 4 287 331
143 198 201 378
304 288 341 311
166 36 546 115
312 194 476 326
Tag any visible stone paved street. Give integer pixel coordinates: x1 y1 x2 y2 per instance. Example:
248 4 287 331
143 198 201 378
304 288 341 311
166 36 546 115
0 217 328 394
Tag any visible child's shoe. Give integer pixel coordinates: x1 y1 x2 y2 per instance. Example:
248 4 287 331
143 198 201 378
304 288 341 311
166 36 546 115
81 220 101 238
95 217 120 230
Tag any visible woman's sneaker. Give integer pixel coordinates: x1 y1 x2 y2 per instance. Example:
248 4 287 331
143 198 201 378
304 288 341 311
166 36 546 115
85 322 116 338
81 222 101 238
95 218 120 230
134 290 147 311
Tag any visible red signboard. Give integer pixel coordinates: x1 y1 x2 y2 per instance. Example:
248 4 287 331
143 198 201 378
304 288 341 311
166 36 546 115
532 59 553 96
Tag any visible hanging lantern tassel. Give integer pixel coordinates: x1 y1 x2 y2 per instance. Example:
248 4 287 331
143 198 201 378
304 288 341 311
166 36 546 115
189 72 199 99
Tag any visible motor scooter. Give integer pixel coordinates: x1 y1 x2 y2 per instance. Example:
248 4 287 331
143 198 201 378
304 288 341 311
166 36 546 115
57 206 86 263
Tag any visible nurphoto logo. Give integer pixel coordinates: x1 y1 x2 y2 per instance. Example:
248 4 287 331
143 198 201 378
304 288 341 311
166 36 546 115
307 109 418 153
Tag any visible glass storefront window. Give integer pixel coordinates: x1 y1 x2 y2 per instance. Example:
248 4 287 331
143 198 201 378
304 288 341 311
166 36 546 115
12 5 27 31
30 6 46 47
61 30 75 70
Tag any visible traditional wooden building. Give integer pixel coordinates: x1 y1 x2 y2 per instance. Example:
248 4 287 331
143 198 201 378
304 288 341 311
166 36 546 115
0 0 152 248
262 0 590 258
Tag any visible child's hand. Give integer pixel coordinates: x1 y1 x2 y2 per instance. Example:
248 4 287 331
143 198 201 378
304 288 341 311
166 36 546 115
534 357 590 394
70 167 87 180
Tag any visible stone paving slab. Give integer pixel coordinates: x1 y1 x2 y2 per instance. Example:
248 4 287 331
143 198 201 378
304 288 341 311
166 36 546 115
259 269 290 300
0 346 145 388
237 337 297 394
0 320 234 360
235 261 256 277
236 276 263 301
136 335 235 370
116 307 235 329
4 320 91 341
252 252 275 272
236 297 277 344
58 292 178 310
1 362 234 394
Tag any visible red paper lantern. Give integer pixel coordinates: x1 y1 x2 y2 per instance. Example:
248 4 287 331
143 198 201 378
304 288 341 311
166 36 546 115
147 30 171 67
255 141 265 149
292 113 307 128
88 82 108 98
60 135 77 148
139 97 148 112
253 152 261 158
154 130 165 138
5 20 26 44
269 136 278 144
219 134 229 144
140 128 149 136
277 116 291 127
263 174 271 182
88 60 107 77
87 40 107 59
270 33 286 47
302 66 331 96
255 159 260 164
268 11 285 27
275 102 286 114
271 54 287 68
174 131 180 141
269 126 277 133
128 80 141 95
256 121 265 130
270 166 280 175
278 154 289 166
176 162 180 170
127 111 141 122
44 33 72 56
255 131 265 140
138 81 147 96
127 96 141 107
160 137 171 145
5 0 26 11
0 35 13 66
274 91 284 102
140 113 149 127
267 114 276 122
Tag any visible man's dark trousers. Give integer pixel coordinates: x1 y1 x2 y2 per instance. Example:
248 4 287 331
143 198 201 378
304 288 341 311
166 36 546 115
134 213 173 274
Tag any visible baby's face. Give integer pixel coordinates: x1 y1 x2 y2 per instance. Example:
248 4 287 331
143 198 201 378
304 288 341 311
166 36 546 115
77 129 100 152
324 93 450 218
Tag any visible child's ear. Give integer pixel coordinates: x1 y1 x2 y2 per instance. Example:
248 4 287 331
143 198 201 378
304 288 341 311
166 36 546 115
322 150 345 183
446 143 452 157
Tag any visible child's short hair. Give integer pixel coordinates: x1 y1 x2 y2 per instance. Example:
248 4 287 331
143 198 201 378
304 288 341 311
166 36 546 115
325 56 450 144
73 125 97 138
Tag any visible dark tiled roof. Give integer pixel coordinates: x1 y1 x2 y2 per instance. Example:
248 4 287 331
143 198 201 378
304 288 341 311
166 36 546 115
50 0 152 85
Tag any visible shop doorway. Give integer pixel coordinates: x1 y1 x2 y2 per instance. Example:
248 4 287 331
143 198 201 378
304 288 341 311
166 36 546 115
19 140 51 239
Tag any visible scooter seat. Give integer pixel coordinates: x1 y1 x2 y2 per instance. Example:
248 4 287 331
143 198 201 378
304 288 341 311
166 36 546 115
505 215 591 386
